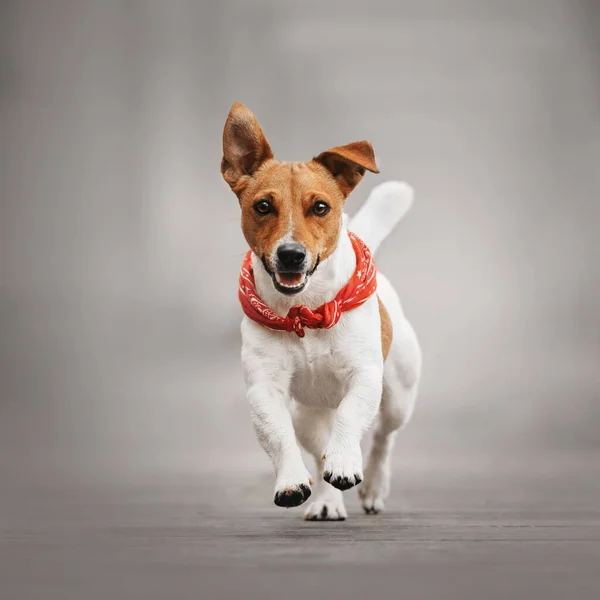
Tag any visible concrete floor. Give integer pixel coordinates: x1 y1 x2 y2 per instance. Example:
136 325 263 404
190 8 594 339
3 464 600 600
2 2 600 599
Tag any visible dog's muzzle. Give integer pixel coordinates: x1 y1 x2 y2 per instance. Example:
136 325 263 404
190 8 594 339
262 243 320 296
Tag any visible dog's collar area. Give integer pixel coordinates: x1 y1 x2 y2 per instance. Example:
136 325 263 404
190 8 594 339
239 233 377 338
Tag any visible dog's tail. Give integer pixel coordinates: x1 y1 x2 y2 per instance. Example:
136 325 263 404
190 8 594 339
348 181 414 255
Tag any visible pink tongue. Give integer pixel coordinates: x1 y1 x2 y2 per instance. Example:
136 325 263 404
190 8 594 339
279 273 303 286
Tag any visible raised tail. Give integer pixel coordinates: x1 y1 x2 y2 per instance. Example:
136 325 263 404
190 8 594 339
348 181 414 255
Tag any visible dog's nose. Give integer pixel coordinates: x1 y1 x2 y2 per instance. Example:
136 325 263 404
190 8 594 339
276 243 307 271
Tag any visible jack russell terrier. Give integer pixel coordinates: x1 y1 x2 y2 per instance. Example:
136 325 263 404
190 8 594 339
221 103 422 520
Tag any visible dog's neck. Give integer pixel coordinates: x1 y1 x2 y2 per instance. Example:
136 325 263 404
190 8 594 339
251 216 356 317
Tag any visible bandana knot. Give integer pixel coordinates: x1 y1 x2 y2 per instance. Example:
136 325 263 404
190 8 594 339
238 232 377 337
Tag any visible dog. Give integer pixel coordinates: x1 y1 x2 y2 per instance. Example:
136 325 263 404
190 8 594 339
221 103 422 520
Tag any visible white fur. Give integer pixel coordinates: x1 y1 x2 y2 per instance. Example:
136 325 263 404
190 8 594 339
349 181 414 254
241 181 422 519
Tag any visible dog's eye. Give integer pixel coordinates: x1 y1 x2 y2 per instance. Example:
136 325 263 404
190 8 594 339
254 199 272 215
312 201 330 217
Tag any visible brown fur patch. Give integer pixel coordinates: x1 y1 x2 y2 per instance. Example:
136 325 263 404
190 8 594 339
314 141 380 197
221 103 380 272
238 160 345 268
378 297 393 361
221 102 273 192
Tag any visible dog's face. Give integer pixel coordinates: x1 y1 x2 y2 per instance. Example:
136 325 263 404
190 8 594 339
221 103 379 295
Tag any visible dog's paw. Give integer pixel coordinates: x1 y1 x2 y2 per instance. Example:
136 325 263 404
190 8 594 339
304 498 347 521
273 470 313 508
323 470 362 491
322 444 363 491
358 464 390 514
359 490 385 514
274 484 312 507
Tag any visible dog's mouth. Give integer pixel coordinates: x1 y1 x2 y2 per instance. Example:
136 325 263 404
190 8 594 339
262 256 320 296
275 271 307 290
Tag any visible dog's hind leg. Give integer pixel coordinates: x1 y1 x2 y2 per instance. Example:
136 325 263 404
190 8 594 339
359 361 418 515
293 405 348 521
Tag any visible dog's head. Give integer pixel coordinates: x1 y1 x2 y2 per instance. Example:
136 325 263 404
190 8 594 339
221 102 379 295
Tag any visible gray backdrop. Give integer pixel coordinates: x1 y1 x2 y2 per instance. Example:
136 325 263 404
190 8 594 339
1 0 599 490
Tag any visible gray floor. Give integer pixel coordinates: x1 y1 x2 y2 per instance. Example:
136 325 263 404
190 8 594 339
2 462 600 600
2 2 600 599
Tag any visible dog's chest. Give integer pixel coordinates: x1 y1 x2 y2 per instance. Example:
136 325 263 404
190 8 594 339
287 331 354 408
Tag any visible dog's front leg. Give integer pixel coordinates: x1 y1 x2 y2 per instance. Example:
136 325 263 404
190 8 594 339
243 340 313 508
246 379 313 507
322 365 383 491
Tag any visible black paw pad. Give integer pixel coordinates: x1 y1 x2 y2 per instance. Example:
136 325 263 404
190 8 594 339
274 483 311 508
323 472 357 491
363 505 380 515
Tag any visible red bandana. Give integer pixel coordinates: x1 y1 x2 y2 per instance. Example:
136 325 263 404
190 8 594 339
238 232 377 338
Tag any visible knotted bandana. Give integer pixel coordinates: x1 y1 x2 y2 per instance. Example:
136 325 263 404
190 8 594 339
238 232 377 337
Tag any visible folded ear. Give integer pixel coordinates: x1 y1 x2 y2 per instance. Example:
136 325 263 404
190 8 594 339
313 141 379 197
221 103 273 192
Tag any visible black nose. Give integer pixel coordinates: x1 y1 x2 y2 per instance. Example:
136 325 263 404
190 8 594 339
276 243 307 271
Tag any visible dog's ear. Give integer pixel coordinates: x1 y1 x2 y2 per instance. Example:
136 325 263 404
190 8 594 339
313 141 379 197
221 103 273 192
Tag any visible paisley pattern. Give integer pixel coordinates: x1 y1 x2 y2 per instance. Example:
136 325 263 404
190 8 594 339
238 232 377 338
